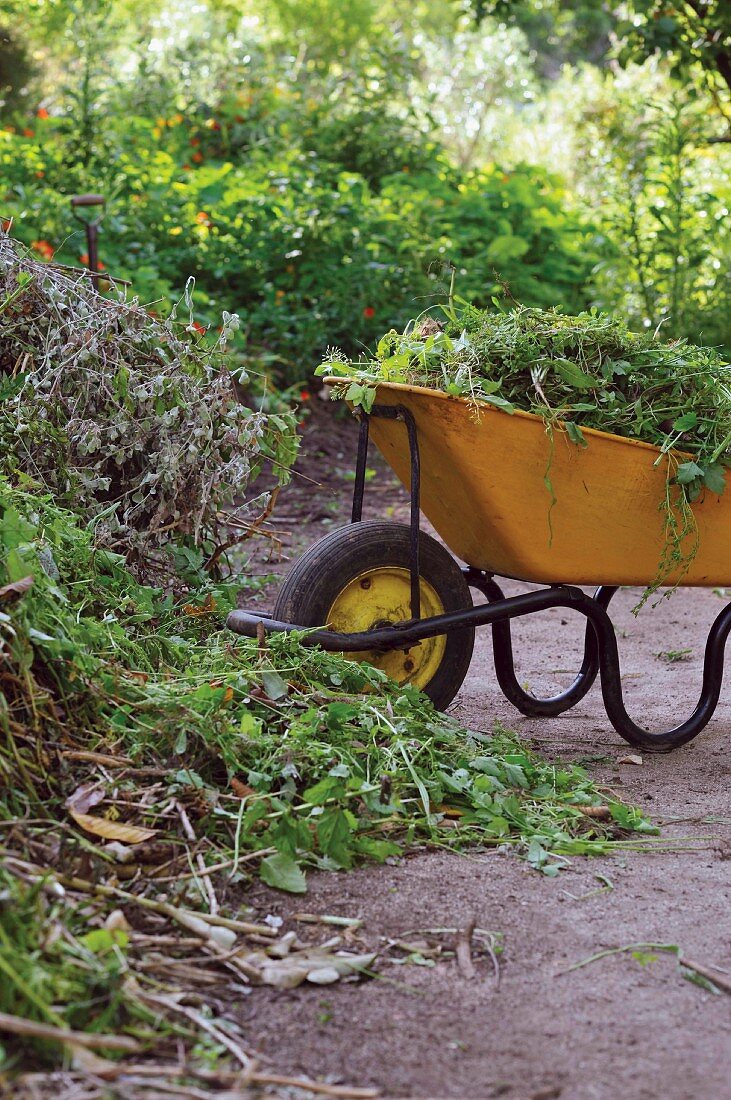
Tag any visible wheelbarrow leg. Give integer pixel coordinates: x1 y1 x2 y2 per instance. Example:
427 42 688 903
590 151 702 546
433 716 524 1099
465 569 617 718
470 578 731 752
582 594 731 752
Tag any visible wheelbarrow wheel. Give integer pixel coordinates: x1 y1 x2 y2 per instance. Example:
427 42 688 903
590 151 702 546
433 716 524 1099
273 521 474 710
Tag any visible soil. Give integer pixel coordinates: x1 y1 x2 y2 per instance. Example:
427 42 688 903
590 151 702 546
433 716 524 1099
241 400 731 1100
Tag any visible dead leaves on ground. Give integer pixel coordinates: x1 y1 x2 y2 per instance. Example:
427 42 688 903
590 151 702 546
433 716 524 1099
0 574 34 602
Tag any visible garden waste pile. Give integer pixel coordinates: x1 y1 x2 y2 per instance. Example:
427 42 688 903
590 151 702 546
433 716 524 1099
1 244 656 1094
322 301 731 595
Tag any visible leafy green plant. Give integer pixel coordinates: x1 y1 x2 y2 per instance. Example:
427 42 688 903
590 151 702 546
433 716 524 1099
585 92 731 349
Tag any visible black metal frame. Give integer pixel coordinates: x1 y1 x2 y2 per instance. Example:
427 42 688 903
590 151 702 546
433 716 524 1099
228 403 731 752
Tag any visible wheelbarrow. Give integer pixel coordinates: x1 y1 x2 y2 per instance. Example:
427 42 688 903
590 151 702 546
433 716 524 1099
228 381 731 753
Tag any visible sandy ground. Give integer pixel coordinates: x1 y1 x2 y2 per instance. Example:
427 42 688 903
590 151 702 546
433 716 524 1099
240 403 731 1100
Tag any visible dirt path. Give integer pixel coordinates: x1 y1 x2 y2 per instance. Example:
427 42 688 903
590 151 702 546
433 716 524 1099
243 404 731 1100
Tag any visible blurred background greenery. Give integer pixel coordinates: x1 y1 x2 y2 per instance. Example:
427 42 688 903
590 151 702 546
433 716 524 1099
1 0 729 389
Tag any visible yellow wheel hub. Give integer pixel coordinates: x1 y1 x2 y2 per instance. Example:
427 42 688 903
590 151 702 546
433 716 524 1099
326 567 446 690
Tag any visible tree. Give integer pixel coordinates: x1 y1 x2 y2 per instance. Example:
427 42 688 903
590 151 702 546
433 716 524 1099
615 2 731 138
468 1 731 137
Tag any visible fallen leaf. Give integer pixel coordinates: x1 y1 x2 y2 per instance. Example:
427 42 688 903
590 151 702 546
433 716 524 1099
617 754 643 766
265 931 298 958
231 777 255 799
104 909 131 933
456 918 476 980
104 841 135 863
306 966 341 985
65 782 106 815
70 812 157 844
259 851 306 893
0 575 34 602
182 593 216 616
257 948 376 989
172 908 237 950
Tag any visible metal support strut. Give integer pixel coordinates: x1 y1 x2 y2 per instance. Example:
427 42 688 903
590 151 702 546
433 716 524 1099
228 400 731 752
351 403 421 619
466 571 618 718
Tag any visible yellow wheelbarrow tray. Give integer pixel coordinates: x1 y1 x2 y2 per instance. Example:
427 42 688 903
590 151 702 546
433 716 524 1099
228 380 731 754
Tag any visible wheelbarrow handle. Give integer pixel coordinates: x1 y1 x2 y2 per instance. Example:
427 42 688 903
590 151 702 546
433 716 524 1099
71 194 105 207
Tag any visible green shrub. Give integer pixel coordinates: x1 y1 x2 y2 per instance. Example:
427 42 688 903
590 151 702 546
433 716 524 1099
0 111 598 386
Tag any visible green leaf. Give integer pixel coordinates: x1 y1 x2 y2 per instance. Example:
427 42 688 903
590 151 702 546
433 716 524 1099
552 358 595 391
259 852 307 893
703 465 726 495
79 928 129 954
676 461 704 485
317 808 353 868
353 836 400 861
303 775 344 805
261 669 289 700
360 386 376 413
565 421 587 448
239 711 263 736
672 412 697 432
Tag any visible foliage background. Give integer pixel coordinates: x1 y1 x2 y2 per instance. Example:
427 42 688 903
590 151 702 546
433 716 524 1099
1 0 728 390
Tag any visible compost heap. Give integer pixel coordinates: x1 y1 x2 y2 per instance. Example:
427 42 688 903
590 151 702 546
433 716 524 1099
321 302 731 595
0 240 652 1089
0 231 297 578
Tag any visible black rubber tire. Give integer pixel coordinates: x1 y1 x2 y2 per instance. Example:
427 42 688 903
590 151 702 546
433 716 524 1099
273 521 474 711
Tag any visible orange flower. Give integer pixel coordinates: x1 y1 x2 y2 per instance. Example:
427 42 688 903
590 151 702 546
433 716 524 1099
191 321 206 334
32 240 54 259
363 306 375 319
189 136 201 147
1 218 12 232
299 389 311 401
79 252 89 266
195 211 211 225
35 170 44 178
36 108 50 120
22 128 35 138
191 151 203 163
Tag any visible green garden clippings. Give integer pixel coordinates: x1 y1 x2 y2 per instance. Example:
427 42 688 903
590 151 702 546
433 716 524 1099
0 485 655 892
321 301 731 603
